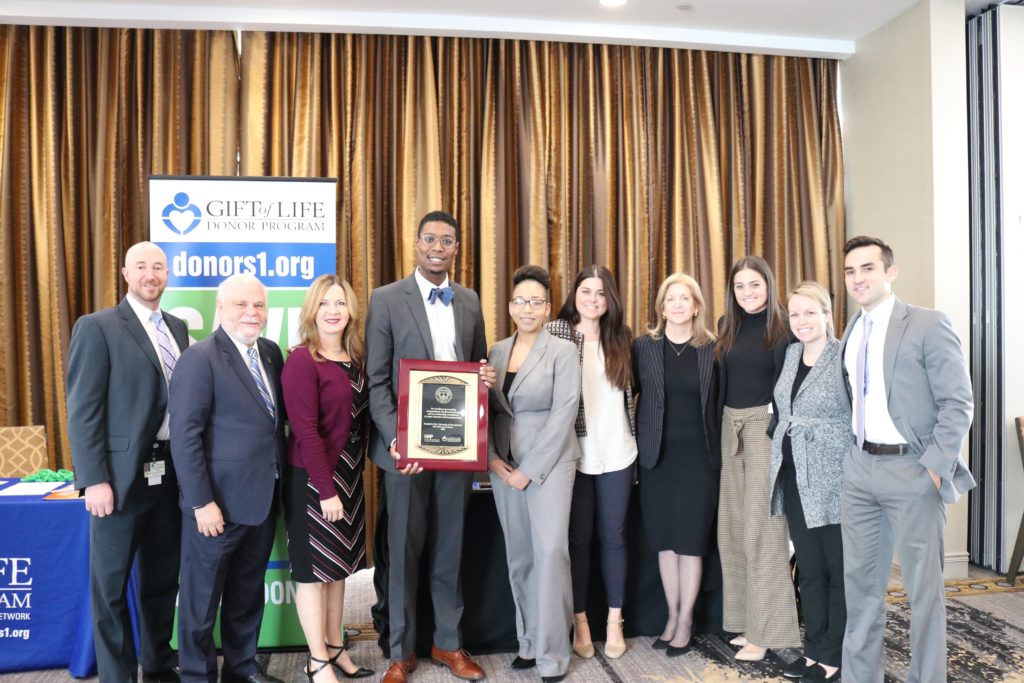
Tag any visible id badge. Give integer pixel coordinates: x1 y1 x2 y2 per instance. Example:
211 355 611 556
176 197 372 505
144 460 166 486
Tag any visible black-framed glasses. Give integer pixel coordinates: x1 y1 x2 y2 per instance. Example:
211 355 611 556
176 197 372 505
510 297 547 310
419 234 457 248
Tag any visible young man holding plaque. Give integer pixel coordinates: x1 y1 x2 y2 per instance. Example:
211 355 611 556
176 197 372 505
365 210 495 683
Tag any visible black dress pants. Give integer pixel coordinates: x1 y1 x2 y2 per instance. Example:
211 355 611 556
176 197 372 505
782 464 846 667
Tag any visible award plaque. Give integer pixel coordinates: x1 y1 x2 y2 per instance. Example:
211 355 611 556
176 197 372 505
396 359 489 472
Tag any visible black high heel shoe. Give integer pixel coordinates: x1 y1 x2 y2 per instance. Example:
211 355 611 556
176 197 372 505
325 643 374 679
304 655 332 683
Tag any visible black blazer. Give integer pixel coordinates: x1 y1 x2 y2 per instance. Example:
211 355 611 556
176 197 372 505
66 297 190 510
169 327 287 526
632 335 721 470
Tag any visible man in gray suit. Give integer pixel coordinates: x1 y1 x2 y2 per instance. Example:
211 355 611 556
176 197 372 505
67 241 189 683
366 210 493 683
840 236 975 683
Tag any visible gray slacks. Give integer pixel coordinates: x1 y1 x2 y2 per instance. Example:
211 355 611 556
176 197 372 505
384 469 472 660
491 458 575 678
841 446 947 683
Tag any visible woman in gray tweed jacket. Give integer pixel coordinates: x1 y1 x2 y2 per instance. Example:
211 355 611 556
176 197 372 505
768 281 852 682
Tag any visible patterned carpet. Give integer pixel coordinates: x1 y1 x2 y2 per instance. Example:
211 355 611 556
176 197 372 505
3 569 1024 683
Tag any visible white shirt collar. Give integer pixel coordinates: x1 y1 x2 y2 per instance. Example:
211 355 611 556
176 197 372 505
860 292 896 327
126 293 162 326
226 330 260 357
414 268 451 302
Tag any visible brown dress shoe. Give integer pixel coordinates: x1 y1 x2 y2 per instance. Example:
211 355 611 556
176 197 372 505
381 655 417 683
430 645 486 680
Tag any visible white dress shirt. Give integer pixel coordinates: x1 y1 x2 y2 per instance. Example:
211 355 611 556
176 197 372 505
126 294 181 440
414 268 457 361
844 293 907 445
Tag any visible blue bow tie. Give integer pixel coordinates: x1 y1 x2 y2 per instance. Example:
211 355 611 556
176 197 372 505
428 286 454 306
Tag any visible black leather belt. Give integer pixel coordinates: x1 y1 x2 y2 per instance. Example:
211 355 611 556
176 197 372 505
862 440 911 456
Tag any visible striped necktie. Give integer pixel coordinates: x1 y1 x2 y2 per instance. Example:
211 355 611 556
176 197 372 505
246 346 276 419
149 312 177 381
854 314 873 448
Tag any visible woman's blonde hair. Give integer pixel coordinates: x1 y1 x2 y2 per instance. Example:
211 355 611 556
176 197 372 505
787 281 835 337
647 272 716 346
296 274 365 365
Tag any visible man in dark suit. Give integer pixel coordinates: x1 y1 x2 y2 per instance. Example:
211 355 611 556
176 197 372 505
169 274 286 683
840 236 974 683
67 241 189 683
365 210 493 683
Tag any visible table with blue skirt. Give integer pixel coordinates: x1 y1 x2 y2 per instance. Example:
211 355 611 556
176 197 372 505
0 477 141 676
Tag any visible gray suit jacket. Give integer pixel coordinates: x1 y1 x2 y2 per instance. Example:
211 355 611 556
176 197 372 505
488 328 582 485
66 297 190 510
365 273 488 471
769 338 852 527
841 297 975 504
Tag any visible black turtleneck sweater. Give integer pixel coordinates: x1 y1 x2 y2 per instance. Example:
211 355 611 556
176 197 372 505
723 308 777 409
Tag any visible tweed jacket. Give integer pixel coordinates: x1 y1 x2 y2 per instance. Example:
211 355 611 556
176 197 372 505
545 318 636 438
768 337 852 528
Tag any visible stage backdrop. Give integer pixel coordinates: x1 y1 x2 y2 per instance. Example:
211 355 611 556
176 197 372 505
149 175 337 647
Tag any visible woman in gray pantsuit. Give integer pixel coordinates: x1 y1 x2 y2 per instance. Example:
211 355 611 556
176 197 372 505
768 282 850 682
488 265 582 683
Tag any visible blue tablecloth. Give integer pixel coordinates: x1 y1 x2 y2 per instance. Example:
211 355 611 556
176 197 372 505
0 478 138 676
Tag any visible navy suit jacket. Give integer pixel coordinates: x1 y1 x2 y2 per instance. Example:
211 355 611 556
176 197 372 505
169 327 287 525
66 297 190 510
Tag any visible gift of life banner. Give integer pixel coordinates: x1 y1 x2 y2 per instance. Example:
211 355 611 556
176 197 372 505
149 175 338 350
149 175 337 647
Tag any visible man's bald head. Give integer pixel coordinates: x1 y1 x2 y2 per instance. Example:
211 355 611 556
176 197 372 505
122 242 169 311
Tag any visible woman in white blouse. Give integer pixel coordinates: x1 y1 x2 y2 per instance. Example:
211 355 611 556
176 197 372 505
547 265 637 660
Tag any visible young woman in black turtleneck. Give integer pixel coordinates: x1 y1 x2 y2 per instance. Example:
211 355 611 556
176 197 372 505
714 256 800 662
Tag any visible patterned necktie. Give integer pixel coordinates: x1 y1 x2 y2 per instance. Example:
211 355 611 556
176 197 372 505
246 346 276 419
428 286 454 306
854 314 873 448
149 312 177 381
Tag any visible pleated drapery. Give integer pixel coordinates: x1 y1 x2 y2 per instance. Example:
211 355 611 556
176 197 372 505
1 28 844 556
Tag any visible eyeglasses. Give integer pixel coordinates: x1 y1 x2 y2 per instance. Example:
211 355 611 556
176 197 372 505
510 297 547 310
419 234 457 248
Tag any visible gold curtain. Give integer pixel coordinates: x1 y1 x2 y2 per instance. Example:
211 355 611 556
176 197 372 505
0 25 239 468
238 34 845 559
239 35 844 341
0 27 843 556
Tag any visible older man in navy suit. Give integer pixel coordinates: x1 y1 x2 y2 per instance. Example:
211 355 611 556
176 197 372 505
67 242 189 683
169 274 286 683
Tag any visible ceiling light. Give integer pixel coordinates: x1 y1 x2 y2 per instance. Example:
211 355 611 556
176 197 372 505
676 2 693 10
600 0 629 7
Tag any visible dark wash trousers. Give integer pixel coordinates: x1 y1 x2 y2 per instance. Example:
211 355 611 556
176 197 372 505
178 507 277 683
90 465 181 683
568 465 633 612
781 464 846 667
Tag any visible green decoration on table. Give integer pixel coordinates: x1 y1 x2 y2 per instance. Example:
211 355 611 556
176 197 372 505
22 468 75 482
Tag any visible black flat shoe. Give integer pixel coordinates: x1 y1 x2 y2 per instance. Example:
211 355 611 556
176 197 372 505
652 638 670 650
511 656 536 669
805 664 841 681
541 675 566 682
666 643 692 657
783 656 814 679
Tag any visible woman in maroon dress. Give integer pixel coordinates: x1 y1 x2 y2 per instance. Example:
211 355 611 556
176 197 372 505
282 274 372 681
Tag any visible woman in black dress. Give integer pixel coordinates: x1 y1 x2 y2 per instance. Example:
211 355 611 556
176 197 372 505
282 275 373 681
633 273 720 656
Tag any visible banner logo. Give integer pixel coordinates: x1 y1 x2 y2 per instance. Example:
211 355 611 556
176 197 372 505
162 192 203 235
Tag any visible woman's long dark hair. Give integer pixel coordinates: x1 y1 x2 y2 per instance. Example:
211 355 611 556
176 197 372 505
558 264 632 391
714 255 788 361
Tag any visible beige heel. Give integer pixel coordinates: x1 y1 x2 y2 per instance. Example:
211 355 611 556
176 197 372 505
604 619 626 659
572 616 595 659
